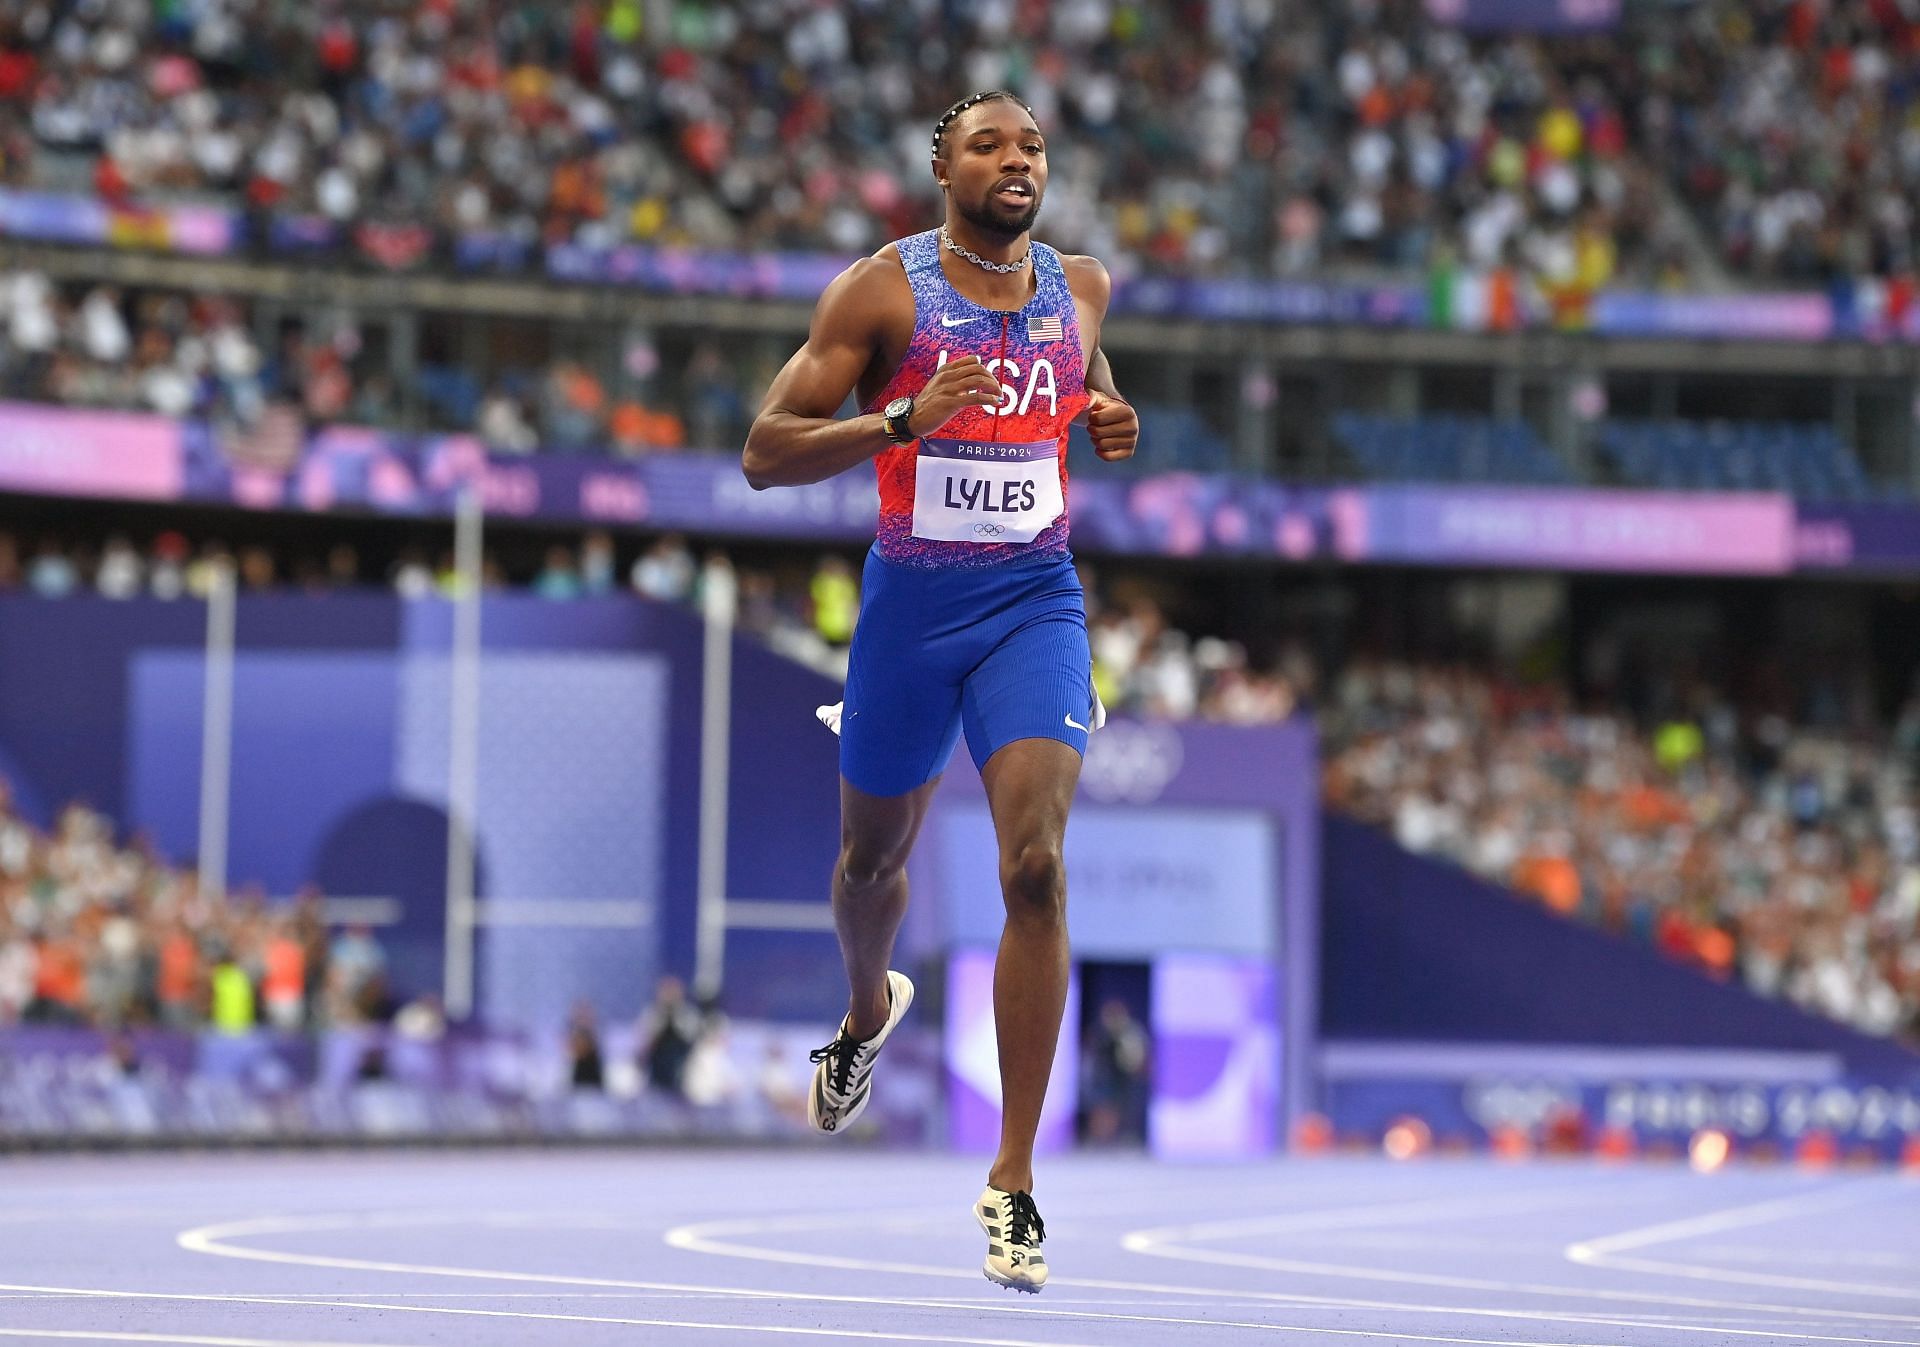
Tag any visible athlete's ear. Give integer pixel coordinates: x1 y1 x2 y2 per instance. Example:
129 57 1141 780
932 158 948 190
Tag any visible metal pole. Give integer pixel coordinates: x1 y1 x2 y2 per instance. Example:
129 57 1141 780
196 558 236 905
442 485 484 1020
693 554 737 1000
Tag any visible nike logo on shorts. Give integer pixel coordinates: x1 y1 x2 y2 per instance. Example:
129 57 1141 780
1064 713 1089 732
941 314 983 327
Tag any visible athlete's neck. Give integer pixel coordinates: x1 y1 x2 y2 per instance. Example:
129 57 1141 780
938 217 1036 308
943 217 1030 267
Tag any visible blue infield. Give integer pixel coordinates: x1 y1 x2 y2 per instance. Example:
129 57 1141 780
0 1148 1914 1346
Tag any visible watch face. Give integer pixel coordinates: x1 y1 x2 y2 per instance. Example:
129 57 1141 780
885 397 913 419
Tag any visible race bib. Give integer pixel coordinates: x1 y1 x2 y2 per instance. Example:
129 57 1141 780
911 437 1064 544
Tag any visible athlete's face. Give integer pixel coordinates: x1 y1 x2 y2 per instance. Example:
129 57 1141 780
937 103 1046 240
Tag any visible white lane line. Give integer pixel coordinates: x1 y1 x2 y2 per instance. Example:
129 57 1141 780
1704 1250 1920 1270
0 1286 1097 1347
669 1206 1920 1341
1567 1187 1920 1299
1116 1177 1920 1332
168 1199 1920 1345
161 1205 1806 1347
0 1280 1642 1347
0 1331 404 1347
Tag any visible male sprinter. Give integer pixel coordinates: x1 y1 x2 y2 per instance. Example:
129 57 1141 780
742 90 1137 1292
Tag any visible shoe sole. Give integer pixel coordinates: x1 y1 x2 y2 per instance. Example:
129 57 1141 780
974 1201 1046 1293
807 971 914 1135
983 1268 1042 1293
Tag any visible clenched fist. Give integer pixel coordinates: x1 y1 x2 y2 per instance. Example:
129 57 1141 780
1085 389 1138 461
907 355 1004 438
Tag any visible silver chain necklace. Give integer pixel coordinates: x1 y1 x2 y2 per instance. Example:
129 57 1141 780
941 225 1029 274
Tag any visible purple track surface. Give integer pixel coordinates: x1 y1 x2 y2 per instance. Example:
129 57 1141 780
0 1149 1914 1346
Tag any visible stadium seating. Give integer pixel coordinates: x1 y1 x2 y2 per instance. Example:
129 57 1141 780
1330 413 1572 486
1598 419 1878 501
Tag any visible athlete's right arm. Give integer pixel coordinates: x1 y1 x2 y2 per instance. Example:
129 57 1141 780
742 258 997 489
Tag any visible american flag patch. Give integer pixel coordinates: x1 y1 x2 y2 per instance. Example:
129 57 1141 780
1026 314 1063 343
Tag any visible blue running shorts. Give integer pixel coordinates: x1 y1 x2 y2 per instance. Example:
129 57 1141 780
839 546 1095 798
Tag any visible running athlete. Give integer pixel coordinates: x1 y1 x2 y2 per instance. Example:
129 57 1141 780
741 90 1138 1294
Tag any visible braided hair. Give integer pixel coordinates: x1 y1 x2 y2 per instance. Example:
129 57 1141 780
930 90 1035 161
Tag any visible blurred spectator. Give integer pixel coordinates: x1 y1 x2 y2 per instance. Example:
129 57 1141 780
533 544 583 600
95 535 143 599
1079 998 1150 1145
809 555 858 649
635 973 700 1098
392 992 447 1044
580 531 617 596
260 916 307 1030
683 1014 742 1109
326 922 389 1026
208 945 257 1036
148 532 189 599
477 387 539 454
567 1001 605 1090
631 534 695 603
27 538 79 598
682 344 747 450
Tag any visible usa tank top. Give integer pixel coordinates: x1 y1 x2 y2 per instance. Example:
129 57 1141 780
863 228 1088 568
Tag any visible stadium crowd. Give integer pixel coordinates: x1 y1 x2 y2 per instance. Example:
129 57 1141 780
2 523 1916 1045
3 0 1917 294
1323 659 1920 1044
0 269 749 451
1620 0 1920 283
0 0 1699 290
0 786 390 1033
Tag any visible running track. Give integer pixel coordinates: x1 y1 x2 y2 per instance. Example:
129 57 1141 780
0 1149 1913 1345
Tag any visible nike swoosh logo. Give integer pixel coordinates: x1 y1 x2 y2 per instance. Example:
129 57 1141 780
1064 713 1089 732
941 314 983 327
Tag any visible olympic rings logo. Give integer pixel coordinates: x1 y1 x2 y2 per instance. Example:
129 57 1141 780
1080 721 1184 804
971 522 1007 537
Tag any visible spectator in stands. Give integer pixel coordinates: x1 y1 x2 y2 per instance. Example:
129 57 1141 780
533 544 583 600
1079 998 1150 1146
0 917 34 1026
27 538 79 598
636 973 700 1098
580 531 617 596
148 532 189 599
478 386 540 454
260 915 307 1031
808 555 857 650
95 535 143 599
567 1001 605 1091
682 1014 742 1109
630 534 695 604
326 922 388 1026
682 344 747 451
207 940 257 1037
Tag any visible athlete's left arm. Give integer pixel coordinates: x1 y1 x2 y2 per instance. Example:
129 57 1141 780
1063 255 1138 462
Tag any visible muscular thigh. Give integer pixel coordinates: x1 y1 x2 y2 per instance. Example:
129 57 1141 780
838 553 970 798
838 774 940 878
960 611 1095 776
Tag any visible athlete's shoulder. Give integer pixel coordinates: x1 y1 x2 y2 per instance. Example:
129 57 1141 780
809 246 912 340
1055 252 1113 311
828 245 909 300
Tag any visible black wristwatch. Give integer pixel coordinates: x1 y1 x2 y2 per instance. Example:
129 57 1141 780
882 395 916 444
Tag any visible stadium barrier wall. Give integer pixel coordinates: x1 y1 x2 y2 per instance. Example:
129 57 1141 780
9 401 1901 574
1317 815 1920 1155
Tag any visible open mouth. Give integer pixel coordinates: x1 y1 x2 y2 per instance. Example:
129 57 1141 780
994 179 1034 207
